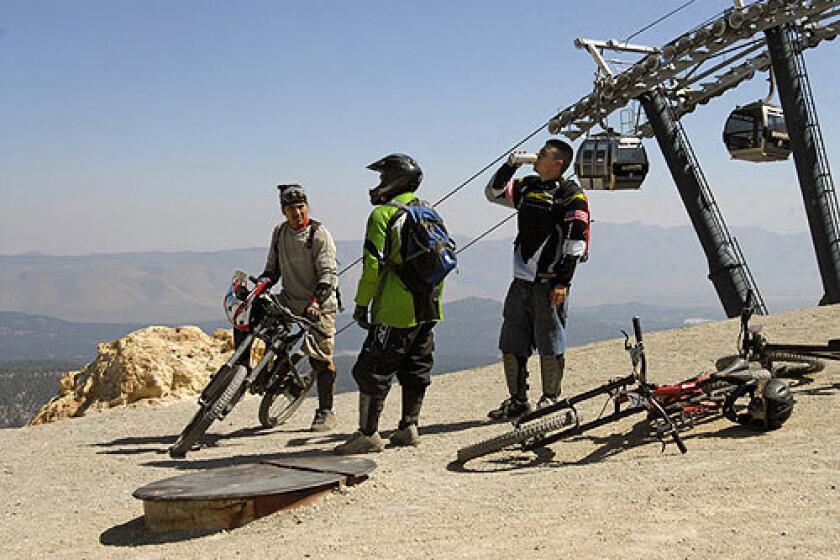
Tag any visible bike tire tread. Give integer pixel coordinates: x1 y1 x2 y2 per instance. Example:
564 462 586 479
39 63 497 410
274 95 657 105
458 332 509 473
169 408 216 458
457 412 571 463
764 351 825 378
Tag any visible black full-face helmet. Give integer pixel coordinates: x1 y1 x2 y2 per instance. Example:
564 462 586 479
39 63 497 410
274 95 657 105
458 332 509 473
761 378 795 429
366 153 423 205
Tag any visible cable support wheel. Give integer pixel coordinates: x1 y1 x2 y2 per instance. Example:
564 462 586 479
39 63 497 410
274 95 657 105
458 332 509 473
456 412 573 464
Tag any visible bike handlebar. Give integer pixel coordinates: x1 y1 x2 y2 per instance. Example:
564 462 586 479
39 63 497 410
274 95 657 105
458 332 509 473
741 289 755 327
632 316 643 344
245 275 329 338
272 298 329 338
647 392 688 454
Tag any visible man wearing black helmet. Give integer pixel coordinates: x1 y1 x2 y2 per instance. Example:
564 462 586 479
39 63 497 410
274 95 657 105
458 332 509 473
335 154 443 454
234 183 340 432
485 139 590 420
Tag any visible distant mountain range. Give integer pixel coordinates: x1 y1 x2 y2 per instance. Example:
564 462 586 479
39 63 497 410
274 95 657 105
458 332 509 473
0 222 824 326
0 297 724 428
0 298 721 366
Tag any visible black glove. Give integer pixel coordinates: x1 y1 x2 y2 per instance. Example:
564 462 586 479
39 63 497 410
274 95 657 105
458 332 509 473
313 282 333 306
353 305 370 329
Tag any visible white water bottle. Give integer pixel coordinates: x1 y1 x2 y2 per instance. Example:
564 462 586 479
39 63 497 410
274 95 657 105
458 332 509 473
508 152 538 166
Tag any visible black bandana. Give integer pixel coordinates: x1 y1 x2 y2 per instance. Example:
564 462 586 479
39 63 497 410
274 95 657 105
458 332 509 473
278 183 308 207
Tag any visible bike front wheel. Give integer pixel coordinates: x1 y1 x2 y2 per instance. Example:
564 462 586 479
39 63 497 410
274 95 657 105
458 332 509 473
258 370 315 428
457 412 573 464
169 406 216 458
169 364 248 457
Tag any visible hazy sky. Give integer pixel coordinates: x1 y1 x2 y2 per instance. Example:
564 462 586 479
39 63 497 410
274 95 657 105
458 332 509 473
2 0 840 255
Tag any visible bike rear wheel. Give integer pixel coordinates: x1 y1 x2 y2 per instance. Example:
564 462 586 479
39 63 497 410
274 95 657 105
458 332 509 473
763 351 824 378
258 369 315 428
457 412 573 464
169 365 248 458
715 353 824 378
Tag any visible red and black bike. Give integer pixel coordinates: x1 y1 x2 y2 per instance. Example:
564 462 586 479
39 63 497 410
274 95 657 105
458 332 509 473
456 316 795 464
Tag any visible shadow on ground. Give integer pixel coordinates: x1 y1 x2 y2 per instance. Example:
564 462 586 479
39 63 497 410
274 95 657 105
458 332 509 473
446 413 772 474
100 516 222 547
92 425 281 456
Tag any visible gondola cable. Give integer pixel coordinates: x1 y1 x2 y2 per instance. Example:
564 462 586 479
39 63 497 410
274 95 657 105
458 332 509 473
335 0 710 334
337 120 549 277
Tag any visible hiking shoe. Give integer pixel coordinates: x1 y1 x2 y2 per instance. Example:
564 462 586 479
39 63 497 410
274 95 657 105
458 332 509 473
334 431 385 455
487 398 532 421
537 395 559 410
311 409 337 432
389 424 421 447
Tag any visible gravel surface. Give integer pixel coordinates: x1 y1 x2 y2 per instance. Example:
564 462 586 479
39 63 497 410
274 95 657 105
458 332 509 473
2 305 839 559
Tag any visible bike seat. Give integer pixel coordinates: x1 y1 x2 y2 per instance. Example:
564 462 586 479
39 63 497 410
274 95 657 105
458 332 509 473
716 356 750 376
828 338 840 351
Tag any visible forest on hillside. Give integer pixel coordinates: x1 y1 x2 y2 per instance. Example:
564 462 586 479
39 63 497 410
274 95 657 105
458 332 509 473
0 362 79 428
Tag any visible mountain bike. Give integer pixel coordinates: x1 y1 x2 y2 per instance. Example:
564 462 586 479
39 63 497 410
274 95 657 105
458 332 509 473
457 317 688 463
715 289 839 377
456 317 786 464
169 271 326 458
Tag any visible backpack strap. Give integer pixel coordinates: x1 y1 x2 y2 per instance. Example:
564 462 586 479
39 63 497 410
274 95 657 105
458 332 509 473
364 202 410 265
303 219 344 311
380 202 410 266
306 219 321 249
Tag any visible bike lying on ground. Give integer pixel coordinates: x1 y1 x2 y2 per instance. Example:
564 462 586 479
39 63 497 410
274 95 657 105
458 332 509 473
169 271 326 458
456 316 793 464
715 289 839 377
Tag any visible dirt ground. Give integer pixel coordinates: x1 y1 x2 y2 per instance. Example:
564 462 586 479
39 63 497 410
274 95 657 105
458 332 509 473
1 304 839 559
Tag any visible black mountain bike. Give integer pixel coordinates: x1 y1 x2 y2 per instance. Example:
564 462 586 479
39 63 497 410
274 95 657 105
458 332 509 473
169 272 326 458
715 289 839 377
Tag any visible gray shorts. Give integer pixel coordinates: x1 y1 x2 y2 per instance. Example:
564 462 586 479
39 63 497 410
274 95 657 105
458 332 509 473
499 278 568 356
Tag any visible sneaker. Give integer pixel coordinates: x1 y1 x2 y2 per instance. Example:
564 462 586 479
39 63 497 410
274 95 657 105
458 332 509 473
537 395 559 410
389 424 421 447
311 409 337 432
334 431 385 455
487 397 532 421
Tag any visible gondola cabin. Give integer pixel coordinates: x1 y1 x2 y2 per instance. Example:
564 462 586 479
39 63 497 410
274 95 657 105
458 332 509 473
575 134 649 190
723 101 790 162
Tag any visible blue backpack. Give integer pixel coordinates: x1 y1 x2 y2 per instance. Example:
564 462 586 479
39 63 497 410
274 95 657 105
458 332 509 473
380 199 458 293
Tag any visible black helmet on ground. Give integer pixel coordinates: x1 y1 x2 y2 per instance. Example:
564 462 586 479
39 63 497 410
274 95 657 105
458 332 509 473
761 378 794 429
366 153 423 205
724 377 795 430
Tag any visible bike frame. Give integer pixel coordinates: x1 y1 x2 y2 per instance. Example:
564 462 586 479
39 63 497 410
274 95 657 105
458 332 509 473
516 317 688 454
205 286 321 418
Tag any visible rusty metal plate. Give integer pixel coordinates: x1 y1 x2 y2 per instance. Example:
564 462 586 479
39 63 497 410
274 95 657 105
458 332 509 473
134 463 344 502
262 455 377 478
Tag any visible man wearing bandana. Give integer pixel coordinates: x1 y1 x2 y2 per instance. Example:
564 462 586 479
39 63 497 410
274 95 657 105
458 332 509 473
484 139 590 420
235 183 340 432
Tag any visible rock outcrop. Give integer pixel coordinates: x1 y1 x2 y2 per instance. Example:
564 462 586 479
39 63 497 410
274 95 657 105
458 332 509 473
29 326 240 425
